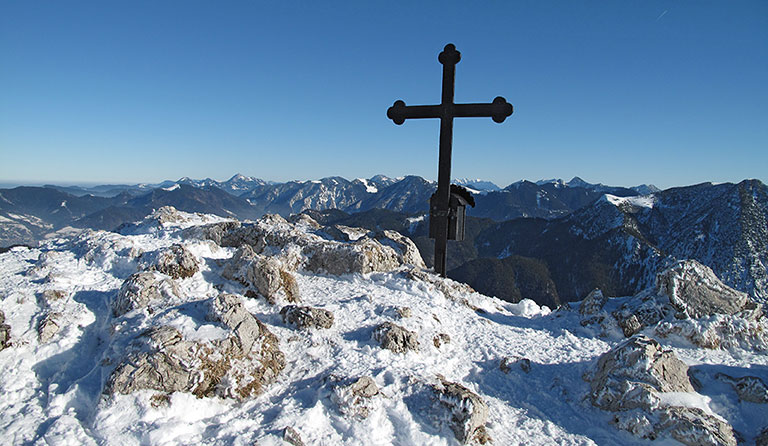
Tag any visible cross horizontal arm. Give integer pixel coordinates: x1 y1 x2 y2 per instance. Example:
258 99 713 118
454 97 513 123
387 96 513 125
387 100 440 125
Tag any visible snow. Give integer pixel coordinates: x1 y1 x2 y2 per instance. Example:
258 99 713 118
162 184 180 192
0 210 763 445
603 194 656 209
355 178 378 193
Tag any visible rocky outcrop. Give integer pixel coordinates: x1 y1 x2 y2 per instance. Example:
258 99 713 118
186 220 241 246
222 245 300 304
41 289 67 303
304 238 401 275
331 376 379 418
142 244 199 279
433 378 490 445
588 335 694 412
657 260 752 319
579 289 607 316
282 426 305 446
280 305 334 330
108 294 284 400
38 312 62 343
607 260 767 351
433 333 451 348
372 230 426 269
585 335 736 446
372 322 419 353
715 373 768 404
0 310 10 350
113 271 181 317
500 356 531 374
658 407 736 446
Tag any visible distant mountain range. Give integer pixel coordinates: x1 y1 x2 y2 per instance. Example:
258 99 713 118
2 174 764 308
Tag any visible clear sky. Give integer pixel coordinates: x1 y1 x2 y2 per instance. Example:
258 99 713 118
1 1 766 189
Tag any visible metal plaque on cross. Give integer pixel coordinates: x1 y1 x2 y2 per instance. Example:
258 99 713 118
387 43 513 277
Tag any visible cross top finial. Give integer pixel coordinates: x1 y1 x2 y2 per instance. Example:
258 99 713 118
438 43 461 66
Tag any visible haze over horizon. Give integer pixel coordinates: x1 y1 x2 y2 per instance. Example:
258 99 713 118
1 1 766 190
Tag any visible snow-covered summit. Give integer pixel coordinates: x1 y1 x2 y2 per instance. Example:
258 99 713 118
0 208 764 445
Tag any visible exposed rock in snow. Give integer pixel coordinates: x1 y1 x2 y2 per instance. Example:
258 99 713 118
758 428 768 446
588 335 694 412
108 294 285 400
500 356 531 374
434 377 490 444
113 271 181 317
331 375 379 418
612 291 671 337
222 245 300 304
602 260 768 350
372 322 419 353
287 213 321 230
0 310 10 350
282 426 305 446
658 406 736 446
715 373 768 404
141 243 200 279
372 229 426 269
657 260 752 318
579 288 607 316
1 206 763 445
433 333 451 348
586 335 736 446
396 306 412 318
41 289 67 303
185 220 241 246
305 238 401 275
37 312 62 343
280 305 334 329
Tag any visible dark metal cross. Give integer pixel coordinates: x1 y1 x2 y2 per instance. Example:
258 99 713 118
387 43 513 277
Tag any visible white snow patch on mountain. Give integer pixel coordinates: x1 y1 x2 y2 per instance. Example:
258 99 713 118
603 194 656 209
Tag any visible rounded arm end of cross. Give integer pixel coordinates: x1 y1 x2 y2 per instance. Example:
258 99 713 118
491 96 514 123
387 100 407 125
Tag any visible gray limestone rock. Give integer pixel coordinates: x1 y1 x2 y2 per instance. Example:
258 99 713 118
108 294 284 400
757 428 768 446
282 426 305 446
304 238 401 275
222 246 300 304
657 260 751 319
143 244 200 279
433 378 489 445
187 220 241 246
659 406 737 446
612 292 671 337
500 356 531 374
113 271 181 317
715 373 768 404
433 333 451 348
0 310 10 350
38 312 62 343
580 289 608 316
586 335 737 446
41 289 68 303
589 335 694 412
372 230 426 269
372 322 419 353
396 307 413 319
331 376 380 418
280 305 334 330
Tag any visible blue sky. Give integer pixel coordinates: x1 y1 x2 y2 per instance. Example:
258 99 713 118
1 1 766 189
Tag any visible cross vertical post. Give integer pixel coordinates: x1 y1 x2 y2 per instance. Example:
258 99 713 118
387 43 513 277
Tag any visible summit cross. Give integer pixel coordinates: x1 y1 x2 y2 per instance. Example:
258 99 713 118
387 43 513 276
